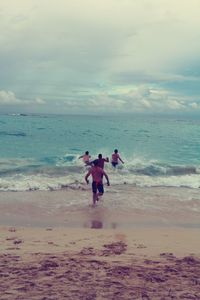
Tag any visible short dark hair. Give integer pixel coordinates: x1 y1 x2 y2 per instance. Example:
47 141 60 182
114 149 118 153
98 154 102 159
85 151 89 155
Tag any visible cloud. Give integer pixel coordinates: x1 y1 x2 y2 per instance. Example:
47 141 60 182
35 97 46 104
0 86 198 114
0 0 200 114
112 71 200 85
0 90 46 106
56 85 199 114
189 102 199 109
0 90 23 105
120 86 190 112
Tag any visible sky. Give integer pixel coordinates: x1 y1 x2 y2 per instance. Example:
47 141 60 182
0 0 200 115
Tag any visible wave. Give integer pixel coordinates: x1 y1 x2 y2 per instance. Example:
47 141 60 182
126 163 198 176
0 155 200 191
0 131 26 137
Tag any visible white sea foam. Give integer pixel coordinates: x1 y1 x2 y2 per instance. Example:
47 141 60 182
0 154 200 191
0 170 200 192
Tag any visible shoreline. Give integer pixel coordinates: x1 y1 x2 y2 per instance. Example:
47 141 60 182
0 186 200 228
1 187 200 299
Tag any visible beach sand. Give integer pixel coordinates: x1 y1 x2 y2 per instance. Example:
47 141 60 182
0 187 200 299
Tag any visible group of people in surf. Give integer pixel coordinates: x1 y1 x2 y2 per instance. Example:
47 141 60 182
79 150 124 206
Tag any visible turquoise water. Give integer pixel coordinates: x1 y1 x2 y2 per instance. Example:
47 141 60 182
0 113 200 190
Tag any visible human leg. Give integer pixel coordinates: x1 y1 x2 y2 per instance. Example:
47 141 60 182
92 181 98 205
97 182 104 199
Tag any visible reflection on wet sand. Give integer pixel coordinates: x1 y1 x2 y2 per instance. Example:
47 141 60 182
83 206 106 229
111 222 117 229
82 205 121 229
91 220 103 229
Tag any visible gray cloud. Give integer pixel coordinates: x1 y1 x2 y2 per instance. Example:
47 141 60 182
0 0 200 114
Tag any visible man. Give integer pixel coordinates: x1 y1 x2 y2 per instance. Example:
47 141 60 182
94 153 109 169
79 151 91 165
85 160 110 206
111 149 124 167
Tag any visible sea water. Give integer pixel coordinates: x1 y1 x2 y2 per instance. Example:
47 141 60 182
0 113 200 191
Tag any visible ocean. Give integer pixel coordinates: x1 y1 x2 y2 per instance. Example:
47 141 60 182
0 113 200 192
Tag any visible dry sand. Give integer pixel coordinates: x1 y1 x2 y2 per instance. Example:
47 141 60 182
1 227 200 299
0 188 200 299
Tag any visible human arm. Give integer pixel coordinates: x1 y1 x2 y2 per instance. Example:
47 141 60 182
118 156 124 164
104 157 109 162
79 155 83 159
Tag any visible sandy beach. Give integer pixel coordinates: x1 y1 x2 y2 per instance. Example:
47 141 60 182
0 187 200 299
2 0 200 298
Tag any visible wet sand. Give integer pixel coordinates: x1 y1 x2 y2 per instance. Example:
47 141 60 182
0 186 200 228
0 187 200 299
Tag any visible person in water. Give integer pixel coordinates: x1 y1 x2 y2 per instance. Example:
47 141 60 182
111 149 124 167
85 159 110 206
94 154 109 169
79 151 91 165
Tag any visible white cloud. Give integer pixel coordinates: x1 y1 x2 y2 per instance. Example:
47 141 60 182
166 99 185 110
0 90 22 105
0 90 46 106
189 102 199 109
140 99 152 108
0 86 198 114
58 85 199 114
35 97 46 104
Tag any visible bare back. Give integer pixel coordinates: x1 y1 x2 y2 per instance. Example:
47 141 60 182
112 153 119 163
90 166 104 182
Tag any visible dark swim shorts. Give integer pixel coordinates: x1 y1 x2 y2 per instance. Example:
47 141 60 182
92 181 104 194
112 162 118 167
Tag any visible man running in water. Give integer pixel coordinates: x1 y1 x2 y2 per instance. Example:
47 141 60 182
85 160 110 206
111 149 124 167
94 154 109 169
79 151 91 166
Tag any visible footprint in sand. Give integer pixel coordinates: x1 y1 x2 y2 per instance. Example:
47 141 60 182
101 241 127 256
6 247 20 250
79 247 96 255
136 244 147 249
8 228 16 232
13 239 23 245
47 241 59 246
160 253 176 260
6 237 17 241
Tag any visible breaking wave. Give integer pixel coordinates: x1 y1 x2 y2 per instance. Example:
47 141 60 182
0 154 200 191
